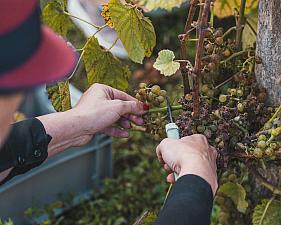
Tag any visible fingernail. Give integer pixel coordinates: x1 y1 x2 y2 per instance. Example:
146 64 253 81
143 103 150 111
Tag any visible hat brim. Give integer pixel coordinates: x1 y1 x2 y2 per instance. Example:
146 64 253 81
0 26 77 93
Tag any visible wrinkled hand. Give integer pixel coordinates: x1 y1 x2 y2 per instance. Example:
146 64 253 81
72 83 147 138
156 134 218 195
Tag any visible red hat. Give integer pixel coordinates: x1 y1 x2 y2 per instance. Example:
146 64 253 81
0 0 77 93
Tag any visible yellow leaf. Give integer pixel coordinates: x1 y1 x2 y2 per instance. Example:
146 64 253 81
214 0 259 18
108 0 156 63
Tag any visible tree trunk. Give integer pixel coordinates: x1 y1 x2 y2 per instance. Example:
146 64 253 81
255 0 281 105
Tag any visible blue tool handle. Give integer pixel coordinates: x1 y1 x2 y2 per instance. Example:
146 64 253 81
165 123 180 180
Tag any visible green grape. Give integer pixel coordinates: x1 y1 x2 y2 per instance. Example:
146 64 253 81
136 93 142 101
157 96 165 104
237 89 244 97
138 88 146 95
237 103 244 112
159 90 167 97
197 125 206 133
257 140 267 149
253 148 263 158
206 89 215 98
201 84 210 94
265 147 274 157
148 92 154 102
139 82 147 89
219 95 227 103
269 142 278 150
264 122 273 130
151 85 161 95
258 135 267 141
229 88 237 96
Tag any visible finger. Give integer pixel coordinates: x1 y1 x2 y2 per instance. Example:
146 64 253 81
122 114 144 126
102 127 129 138
109 87 138 101
118 117 131 129
166 173 175 183
163 164 173 173
156 145 165 165
119 100 147 116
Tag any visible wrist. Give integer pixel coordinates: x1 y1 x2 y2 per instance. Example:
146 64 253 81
178 161 217 196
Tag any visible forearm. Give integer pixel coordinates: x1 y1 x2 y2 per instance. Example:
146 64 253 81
154 175 213 225
37 110 92 157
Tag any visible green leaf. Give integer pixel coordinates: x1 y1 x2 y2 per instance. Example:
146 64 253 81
218 182 248 213
153 50 180 76
108 0 156 63
252 199 281 225
47 81 71 112
83 37 131 91
137 0 187 11
42 0 73 37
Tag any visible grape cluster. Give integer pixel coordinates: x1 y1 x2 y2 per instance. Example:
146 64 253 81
135 83 167 140
135 83 167 107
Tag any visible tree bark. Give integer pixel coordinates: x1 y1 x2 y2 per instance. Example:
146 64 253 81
255 0 281 105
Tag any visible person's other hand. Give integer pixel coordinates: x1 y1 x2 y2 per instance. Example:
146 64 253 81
156 134 218 195
72 83 148 138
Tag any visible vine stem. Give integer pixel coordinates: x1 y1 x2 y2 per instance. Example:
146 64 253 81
235 0 246 49
179 0 199 95
148 105 183 113
220 50 248 65
107 37 119 51
222 26 237 38
63 11 103 29
193 0 211 118
258 196 275 225
67 50 85 80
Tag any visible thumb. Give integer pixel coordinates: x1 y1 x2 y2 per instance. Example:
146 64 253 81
119 100 146 116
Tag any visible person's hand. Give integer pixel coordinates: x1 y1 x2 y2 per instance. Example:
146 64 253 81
72 83 148 138
156 134 218 195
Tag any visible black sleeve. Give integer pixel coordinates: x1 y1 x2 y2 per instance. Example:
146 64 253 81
154 174 213 225
0 118 52 185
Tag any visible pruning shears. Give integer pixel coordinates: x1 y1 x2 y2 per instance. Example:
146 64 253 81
165 97 180 180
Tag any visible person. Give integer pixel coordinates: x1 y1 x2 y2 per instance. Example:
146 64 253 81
0 0 218 224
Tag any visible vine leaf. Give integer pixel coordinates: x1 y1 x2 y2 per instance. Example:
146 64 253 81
137 0 187 11
108 0 156 63
218 182 248 213
252 199 281 225
214 0 258 18
83 37 131 91
47 81 71 112
42 0 73 37
153 50 180 76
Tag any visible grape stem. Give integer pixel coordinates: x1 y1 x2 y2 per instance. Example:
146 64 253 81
148 105 183 113
63 11 105 30
220 50 248 65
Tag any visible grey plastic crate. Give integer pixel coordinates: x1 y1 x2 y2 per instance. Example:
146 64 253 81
0 85 112 225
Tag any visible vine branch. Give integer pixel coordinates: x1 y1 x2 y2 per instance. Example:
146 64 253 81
193 0 211 118
235 0 246 49
179 0 199 95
